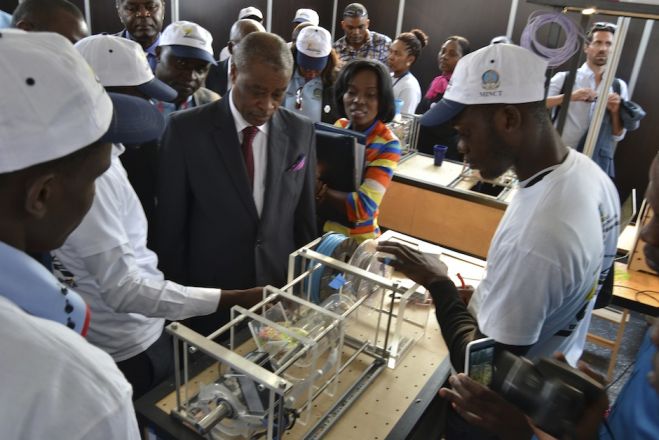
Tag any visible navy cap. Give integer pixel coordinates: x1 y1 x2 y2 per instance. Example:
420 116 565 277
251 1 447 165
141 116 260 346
100 93 166 144
137 77 178 102
420 98 466 127
168 44 217 65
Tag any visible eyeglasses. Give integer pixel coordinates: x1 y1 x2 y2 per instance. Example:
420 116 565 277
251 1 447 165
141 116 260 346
295 87 304 110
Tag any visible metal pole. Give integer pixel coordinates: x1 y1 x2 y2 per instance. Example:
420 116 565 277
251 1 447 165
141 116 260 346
506 0 520 39
395 0 406 37
266 0 273 32
628 20 653 97
170 0 179 22
582 16 630 159
84 0 92 33
331 0 338 40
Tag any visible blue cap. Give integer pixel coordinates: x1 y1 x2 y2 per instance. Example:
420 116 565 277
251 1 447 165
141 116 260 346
419 98 466 127
100 93 166 144
168 45 217 65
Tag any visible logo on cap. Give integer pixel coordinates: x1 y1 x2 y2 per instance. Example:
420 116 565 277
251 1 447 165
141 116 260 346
481 70 500 90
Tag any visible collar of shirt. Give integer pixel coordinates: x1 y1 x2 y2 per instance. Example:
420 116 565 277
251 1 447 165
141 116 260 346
153 94 194 117
124 30 160 70
578 62 597 79
229 88 269 138
350 32 373 54
0 241 90 336
125 30 160 57
112 143 125 158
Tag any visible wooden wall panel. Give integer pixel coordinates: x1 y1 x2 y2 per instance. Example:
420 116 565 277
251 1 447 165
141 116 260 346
379 181 505 258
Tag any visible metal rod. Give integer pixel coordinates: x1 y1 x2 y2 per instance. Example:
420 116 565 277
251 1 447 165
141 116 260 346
506 0 520 39
170 0 179 22
173 331 181 410
297 340 370 414
331 0 338 40
183 341 190 406
266 0 273 32
83 0 92 33
582 16 630 158
563 6 659 21
395 0 406 37
628 20 653 97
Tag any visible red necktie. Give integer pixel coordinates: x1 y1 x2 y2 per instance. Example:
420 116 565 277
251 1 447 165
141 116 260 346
241 126 258 188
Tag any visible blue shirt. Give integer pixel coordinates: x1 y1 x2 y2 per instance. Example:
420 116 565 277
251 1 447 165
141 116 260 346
0 11 12 29
600 328 659 439
0 241 89 336
284 69 323 123
121 30 160 72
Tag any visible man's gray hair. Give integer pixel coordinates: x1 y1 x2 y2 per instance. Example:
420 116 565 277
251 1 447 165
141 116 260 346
233 32 293 76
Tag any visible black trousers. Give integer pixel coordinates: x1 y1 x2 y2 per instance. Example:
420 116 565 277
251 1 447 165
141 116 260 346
116 330 174 400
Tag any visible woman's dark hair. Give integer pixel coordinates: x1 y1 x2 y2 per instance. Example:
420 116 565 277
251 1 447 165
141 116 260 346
445 35 471 57
334 59 396 124
395 28 429 64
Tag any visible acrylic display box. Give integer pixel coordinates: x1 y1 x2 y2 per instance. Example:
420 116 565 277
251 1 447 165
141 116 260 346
166 231 432 439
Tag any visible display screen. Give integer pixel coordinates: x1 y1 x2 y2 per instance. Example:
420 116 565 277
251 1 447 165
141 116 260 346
468 345 495 386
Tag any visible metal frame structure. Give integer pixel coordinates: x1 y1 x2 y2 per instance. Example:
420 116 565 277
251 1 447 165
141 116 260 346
166 232 431 439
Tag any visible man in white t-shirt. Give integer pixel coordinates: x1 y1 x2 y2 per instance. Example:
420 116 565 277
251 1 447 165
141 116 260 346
0 30 168 439
52 34 264 400
380 43 620 368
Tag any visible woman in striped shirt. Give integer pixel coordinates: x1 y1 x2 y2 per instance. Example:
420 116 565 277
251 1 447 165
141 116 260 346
316 59 401 242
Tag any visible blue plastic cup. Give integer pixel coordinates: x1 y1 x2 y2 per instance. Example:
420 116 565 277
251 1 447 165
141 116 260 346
433 144 448 166
394 98 404 115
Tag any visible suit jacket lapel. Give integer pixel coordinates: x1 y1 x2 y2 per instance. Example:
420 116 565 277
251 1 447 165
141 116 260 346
262 110 289 218
211 98 259 218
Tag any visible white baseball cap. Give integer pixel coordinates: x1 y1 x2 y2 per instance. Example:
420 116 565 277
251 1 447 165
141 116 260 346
296 26 332 71
160 21 217 65
421 44 548 126
293 8 319 26
75 35 177 102
238 6 263 21
0 30 165 173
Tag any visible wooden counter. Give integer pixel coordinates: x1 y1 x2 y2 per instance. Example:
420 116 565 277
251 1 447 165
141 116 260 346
612 262 659 316
379 154 514 258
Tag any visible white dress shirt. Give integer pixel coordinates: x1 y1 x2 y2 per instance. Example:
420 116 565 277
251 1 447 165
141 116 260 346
549 63 628 148
229 89 269 217
54 144 221 361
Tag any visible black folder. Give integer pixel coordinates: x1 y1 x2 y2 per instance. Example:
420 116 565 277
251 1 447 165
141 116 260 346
314 122 366 192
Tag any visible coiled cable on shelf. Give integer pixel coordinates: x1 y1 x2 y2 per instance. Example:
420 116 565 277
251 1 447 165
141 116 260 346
520 11 584 68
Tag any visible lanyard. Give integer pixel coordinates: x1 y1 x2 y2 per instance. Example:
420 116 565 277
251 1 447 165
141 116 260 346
392 71 410 88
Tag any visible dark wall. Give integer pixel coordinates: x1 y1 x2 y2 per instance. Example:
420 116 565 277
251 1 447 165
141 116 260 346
405 0 513 97
179 0 267 56
0 0 85 18
1 0 654 201
269 0 334 41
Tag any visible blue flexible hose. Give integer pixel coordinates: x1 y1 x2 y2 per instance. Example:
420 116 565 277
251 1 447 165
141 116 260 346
309 233 348 304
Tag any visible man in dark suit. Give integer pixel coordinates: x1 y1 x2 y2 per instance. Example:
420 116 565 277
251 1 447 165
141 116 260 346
115 0 165 71
156 32 318 334
205 18 264 97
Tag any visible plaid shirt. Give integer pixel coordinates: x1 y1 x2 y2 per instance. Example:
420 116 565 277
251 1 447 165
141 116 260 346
333 31 391 65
